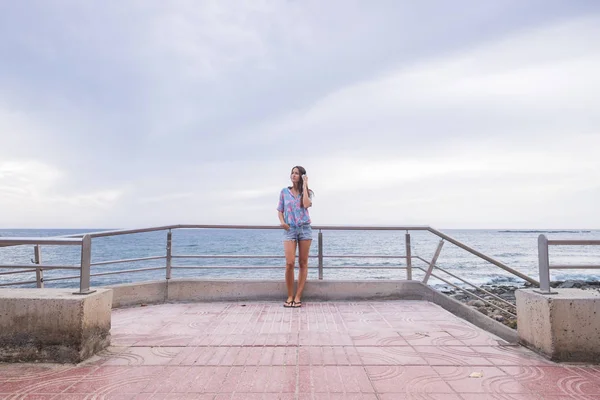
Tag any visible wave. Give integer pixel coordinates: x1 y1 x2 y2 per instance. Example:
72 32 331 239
493 252 524 258
486 275 523 284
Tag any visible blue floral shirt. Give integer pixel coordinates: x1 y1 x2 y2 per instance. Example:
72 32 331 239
277 187 312 227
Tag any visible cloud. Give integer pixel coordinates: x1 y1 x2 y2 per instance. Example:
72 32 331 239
0 2 599 228
0 160 124 227
251 15 600 156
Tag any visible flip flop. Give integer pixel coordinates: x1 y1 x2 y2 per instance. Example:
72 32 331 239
292 301 302 308
283 300 294 308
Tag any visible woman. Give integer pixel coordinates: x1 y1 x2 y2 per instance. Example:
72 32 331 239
277 166 313 308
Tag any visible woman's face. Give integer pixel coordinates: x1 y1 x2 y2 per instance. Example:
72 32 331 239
290 168 301 183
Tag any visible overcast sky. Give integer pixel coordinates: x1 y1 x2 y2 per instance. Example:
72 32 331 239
1 1 599 229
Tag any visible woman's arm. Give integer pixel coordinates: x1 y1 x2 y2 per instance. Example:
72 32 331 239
278 211 290 230
302 176 312 208
277 189 289 230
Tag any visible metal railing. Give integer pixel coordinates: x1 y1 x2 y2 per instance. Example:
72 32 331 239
536 234 600 293
0 225 540 316
0 235 94 294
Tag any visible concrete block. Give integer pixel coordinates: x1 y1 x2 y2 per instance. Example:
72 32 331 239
0 289 112 363
516 288 600 362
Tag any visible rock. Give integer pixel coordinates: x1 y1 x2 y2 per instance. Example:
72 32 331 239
484 296 494 300
452 294 468 301
499 293 516 300
467 300 485 307
559 281 583 289
493 315 505 322
477 307 489 315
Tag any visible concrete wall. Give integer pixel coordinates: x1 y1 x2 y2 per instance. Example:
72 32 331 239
110 281 166 308
166 279 428 302
0 289 112 363
516 289 600 363
108 279 429 304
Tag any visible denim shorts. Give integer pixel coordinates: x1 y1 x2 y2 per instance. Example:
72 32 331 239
283 224 313 241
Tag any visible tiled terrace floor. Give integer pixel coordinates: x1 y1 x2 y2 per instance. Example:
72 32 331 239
1 300 600 399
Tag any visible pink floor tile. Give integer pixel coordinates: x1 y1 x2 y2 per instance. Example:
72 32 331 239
181 366 221 393
398 330 463 346
366 365 455 393
434 365 530 394
412 345 494 366
378 394 462 400
459 395 540 399
473 346 555 366
500 365 600 396
348 331 409 347
356 346 428 365
306 395 378 400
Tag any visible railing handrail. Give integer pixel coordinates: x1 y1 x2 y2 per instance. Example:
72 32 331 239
537 234 600 293
41 223 533 285
0 237 84 246
547 239 600 246
0 235 93 295
426 227 538 285
1 225 541 301
55 224 432 239
60 223 538 284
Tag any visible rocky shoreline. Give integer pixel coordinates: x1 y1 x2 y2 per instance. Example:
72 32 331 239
440 280 600 330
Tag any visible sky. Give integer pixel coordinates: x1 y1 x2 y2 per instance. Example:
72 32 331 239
0 0 599 229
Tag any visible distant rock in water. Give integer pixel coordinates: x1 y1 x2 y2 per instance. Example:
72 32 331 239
498 230 591 233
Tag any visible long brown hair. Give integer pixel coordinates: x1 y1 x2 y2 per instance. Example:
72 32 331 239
289 165 313 208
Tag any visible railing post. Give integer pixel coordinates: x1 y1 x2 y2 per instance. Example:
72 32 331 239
74 234 95 295
166 230 172 280
423 240 444 284
405 231 412 280
33 245 44 288
535 234 556 294
318 230 323 280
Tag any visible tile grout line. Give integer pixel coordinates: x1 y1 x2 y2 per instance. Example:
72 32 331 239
356 302 381 398
295 328 301 400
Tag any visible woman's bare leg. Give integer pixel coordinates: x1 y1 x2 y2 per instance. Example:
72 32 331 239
284 240 297 304
294 239 312 304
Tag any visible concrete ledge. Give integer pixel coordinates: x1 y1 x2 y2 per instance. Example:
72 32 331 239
0 289 112 363
109 281 166 308
166 279 428 302
516 288 600 363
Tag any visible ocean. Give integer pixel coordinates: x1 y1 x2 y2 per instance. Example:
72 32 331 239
1 228 599 289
